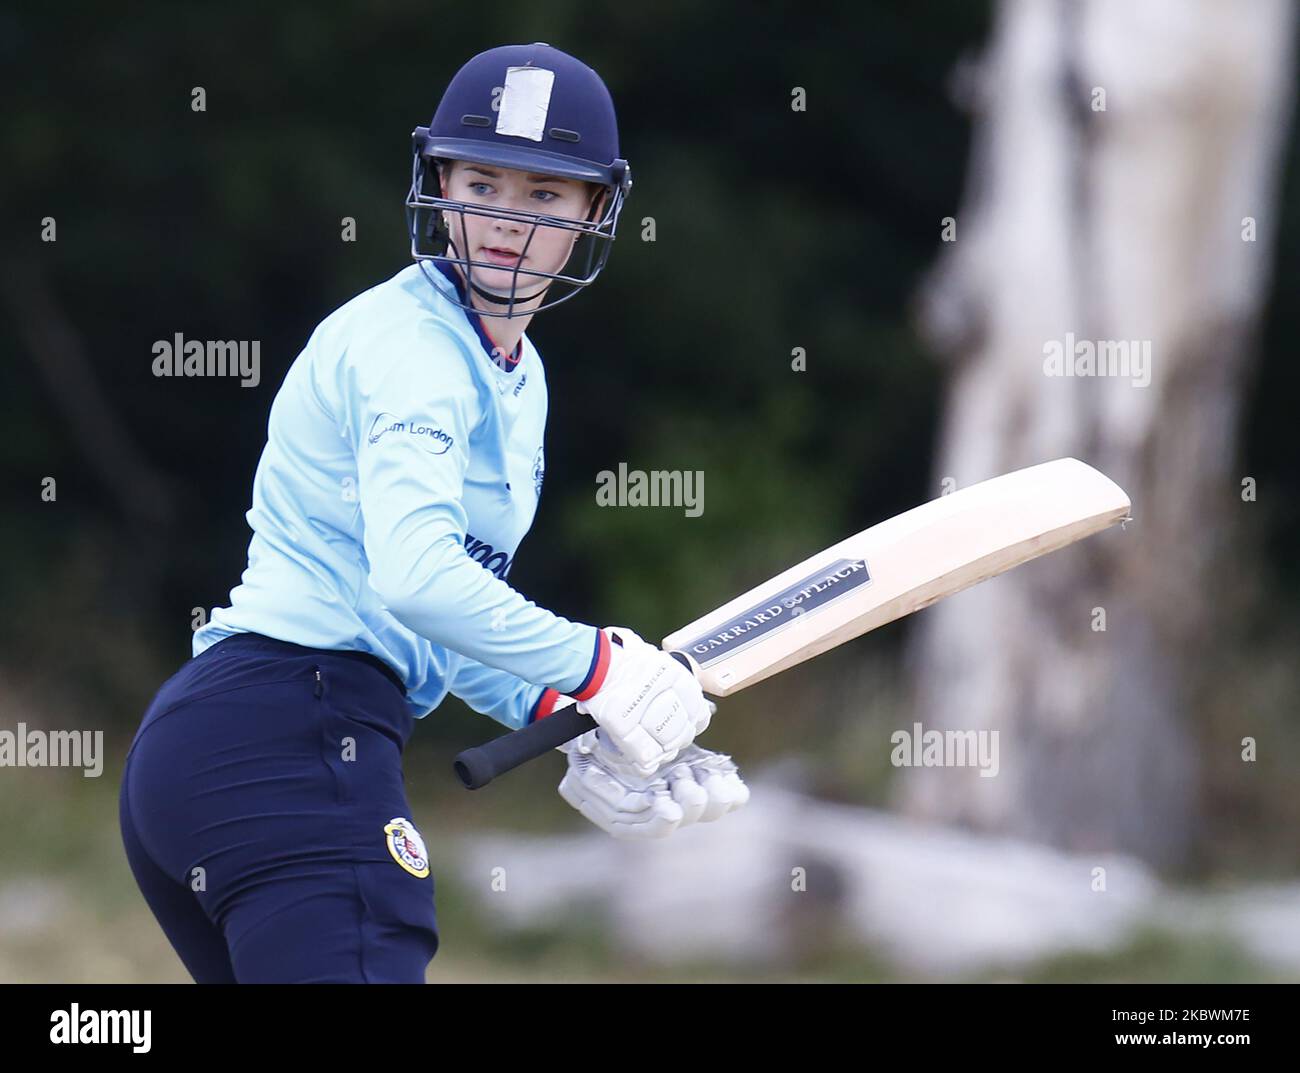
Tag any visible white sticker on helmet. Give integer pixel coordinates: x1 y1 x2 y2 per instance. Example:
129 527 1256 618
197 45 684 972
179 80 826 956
496 66 555 142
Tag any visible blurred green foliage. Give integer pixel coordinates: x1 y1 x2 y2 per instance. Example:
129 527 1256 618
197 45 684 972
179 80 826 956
0 2 995 726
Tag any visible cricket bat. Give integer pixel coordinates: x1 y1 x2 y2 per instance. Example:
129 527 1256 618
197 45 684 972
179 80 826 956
453 457 1130 788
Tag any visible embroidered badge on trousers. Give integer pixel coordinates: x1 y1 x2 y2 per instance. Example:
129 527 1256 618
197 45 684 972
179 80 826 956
384 816 431 878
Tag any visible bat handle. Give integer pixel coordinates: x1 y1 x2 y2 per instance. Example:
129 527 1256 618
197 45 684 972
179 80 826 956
452 651 694 790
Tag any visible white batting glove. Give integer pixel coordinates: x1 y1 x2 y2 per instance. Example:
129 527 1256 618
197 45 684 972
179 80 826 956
575 626 712 777
558 709 749 840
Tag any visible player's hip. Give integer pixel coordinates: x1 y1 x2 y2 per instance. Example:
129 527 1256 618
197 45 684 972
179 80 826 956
137 630 406 737
124 634 419 873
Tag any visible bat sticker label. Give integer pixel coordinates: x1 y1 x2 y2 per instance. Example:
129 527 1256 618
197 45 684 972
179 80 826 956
679 558 872 667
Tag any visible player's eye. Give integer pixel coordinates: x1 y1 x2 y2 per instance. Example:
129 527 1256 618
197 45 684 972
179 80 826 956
467 182 493 195
532 189 560 203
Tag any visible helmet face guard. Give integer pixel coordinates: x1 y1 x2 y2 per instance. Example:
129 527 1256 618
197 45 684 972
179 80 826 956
405 128 633 318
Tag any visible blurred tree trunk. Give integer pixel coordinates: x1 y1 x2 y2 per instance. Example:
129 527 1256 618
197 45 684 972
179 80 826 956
900 0 1295 870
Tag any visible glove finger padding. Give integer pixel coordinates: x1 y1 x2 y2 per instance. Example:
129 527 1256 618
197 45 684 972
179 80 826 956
595 794 685 840
696 766 750 822
664 746 751 824
559 725 751 840
557 763 685 840
660 760 710 826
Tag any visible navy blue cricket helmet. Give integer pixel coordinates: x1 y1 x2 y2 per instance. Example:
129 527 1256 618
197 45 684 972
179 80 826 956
406 43 633 318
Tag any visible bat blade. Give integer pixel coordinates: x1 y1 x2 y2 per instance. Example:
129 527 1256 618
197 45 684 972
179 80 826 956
662 457 1131 696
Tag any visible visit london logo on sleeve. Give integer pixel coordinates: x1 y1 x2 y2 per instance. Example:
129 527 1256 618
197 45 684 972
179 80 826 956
366 412 455 454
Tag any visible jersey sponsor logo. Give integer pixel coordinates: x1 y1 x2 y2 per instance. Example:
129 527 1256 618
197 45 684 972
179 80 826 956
367 412 399 444
532 446 545 497
465 531 514 579
384 816 430 878
367 412 455 454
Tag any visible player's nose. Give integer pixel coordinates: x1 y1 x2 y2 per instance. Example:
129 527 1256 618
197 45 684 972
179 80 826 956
491 210 526 233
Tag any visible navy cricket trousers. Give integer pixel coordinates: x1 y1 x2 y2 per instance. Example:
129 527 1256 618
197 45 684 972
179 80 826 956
118 632 440 983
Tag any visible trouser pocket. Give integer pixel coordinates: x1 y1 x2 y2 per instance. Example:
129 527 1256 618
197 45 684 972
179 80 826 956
316 665 410 807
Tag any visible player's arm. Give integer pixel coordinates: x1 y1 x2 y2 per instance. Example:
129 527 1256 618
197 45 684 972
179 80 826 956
445 655 563 731
350 323 602 694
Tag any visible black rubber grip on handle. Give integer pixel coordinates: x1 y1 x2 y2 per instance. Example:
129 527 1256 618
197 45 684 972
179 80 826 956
453 651 693 789
454 704 595 789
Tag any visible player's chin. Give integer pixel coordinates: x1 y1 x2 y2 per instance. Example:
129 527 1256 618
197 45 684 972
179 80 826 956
473 265 553 294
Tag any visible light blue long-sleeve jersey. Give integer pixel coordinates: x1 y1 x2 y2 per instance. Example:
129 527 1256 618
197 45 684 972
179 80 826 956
193 261 603 724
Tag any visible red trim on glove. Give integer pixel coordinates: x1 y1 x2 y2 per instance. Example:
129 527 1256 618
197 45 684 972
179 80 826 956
570 628 613 701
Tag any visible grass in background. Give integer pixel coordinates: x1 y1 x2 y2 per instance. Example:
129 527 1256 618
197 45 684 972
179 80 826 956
0 747 1289 983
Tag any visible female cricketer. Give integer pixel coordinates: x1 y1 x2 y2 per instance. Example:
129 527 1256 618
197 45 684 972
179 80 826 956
117 43 749 984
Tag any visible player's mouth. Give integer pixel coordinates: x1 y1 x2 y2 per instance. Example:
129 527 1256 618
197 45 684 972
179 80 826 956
480 247 524 266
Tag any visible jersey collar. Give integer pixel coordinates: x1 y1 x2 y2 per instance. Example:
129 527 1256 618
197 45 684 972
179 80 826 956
432 260 523 372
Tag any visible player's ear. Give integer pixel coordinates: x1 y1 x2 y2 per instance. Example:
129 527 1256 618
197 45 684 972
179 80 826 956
436 160 457 236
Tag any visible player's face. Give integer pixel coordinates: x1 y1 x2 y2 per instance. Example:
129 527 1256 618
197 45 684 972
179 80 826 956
440 161 603 298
